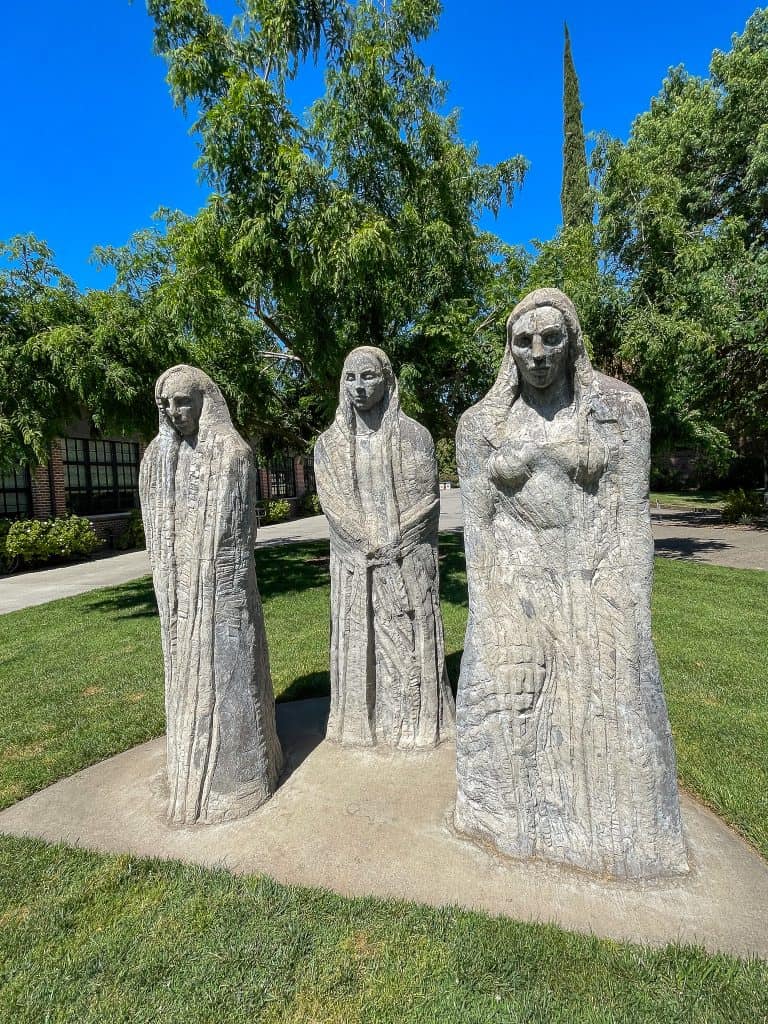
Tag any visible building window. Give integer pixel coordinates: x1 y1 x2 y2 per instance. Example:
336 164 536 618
0 467 31 519
268 456 296 499
63 438 140 516
303 456 316 494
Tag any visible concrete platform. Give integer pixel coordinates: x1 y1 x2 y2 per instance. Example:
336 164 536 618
1 698 766 960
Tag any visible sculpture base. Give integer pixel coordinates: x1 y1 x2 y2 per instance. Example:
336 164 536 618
1 698 766 960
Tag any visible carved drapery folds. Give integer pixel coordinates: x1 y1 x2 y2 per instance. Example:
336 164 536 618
140 365 283 825
454 290 688 879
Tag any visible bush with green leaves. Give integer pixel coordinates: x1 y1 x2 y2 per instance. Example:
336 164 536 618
721 489 765 524
0 518 14 573
5 515 100 566
436 438 458 484
114 509 146 551
265 499 292 524
301 493 322 516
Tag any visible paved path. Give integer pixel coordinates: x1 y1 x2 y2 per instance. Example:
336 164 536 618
2 697 766 959
1 490 764 614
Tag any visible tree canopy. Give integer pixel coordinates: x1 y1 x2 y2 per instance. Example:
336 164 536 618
3 3 767 489
0 235 174 473
593 8 768 475
561 23 592 231
142 0 527 442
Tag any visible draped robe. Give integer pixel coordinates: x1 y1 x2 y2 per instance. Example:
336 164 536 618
455 292 687 879
140 372 282 824
315 410 455 749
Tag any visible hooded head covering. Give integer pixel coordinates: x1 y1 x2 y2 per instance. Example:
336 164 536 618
333 346 404 515
484 288 594 411
335 346 400 436
154 364 234 441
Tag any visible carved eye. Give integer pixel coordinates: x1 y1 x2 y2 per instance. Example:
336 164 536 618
542 332 561 346
345 373 356 381
515 335 532 348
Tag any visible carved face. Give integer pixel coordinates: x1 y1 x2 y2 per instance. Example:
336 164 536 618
509 306 570 391
160 378 204 438
343 352 388 412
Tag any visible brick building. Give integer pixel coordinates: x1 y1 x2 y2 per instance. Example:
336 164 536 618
1 424 315 544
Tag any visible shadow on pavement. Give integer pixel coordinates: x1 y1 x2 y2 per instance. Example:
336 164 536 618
654 537 731 560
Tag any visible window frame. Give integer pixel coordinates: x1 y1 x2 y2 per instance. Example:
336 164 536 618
268 456 296 499
0 467 32 519
63 438 140 516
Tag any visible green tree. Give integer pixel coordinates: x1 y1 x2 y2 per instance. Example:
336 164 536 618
561 23 592 230
0 235 174 473
595 9 768 479
146 0 527 442
528 25 611 372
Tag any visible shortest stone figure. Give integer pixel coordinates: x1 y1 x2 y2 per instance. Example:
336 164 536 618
315 346 455 749
140 365 283 825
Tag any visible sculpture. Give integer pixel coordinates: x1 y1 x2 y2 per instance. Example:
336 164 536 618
314 346 455 749
454 289 688 879
140 365 283 825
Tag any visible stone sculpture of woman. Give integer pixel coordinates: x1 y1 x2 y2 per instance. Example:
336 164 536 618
314 346 455 749
140 365 283 825
454 289 687 879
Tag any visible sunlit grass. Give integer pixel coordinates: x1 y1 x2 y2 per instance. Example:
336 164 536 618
0 539 767 1021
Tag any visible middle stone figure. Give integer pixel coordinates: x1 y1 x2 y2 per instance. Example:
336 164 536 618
315 346 455 750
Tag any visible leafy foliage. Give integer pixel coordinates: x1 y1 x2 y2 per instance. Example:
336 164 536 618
543 9 768 480
721 488 765 523
114 508 147 551
4 515 100 567
561 24 592 230
144 0 527 443
0 236 173 473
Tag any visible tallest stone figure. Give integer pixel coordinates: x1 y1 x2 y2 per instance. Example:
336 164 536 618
454 288 687 879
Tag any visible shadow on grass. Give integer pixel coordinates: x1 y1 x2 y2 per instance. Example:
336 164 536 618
277 671 330 703
256 541 331 598
445 650 463 697
439 532 468 608
78 532 465 628
80 577 158 620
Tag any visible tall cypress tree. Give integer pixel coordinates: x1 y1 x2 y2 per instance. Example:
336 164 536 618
561 23 592 229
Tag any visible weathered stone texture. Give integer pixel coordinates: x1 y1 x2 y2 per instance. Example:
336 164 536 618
455 289 688 879
140 365 282 825
315 346 455 749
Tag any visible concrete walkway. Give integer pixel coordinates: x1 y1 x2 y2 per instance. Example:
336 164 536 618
1 491 765 615
1 697 766 960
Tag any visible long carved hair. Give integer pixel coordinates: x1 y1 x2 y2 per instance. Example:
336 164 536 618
481 288 599 441
333 346 404 522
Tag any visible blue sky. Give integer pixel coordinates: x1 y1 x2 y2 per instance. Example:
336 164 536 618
0 1 761 290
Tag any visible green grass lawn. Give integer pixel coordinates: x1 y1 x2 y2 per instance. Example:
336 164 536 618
0 536 767 1022
650 490 727 510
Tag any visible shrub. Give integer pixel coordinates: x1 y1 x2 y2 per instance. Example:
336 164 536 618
5 515 101 566
0 519 14 573
436 437 458 484
265 499 292 523
115 509 146 550
301 493 322 515
721 489 765 524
